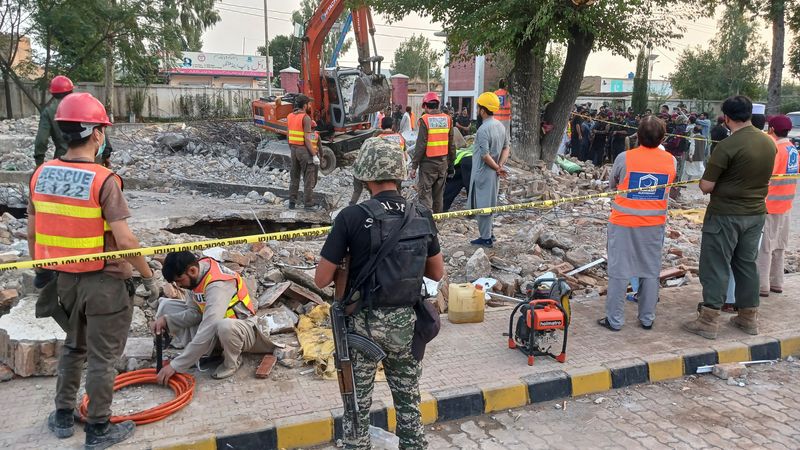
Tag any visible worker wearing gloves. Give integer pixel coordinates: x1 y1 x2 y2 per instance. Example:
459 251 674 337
153 252 276 383
287 94 320 210
34 75 114 168
757 115 798 297
443 146 473 212
410 92 455 213
28 92 159 448
467 92 509 247
598 116 676 331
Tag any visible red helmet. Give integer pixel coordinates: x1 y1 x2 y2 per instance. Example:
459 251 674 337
422 92 440 105
49 75 74 94
55 93 113 126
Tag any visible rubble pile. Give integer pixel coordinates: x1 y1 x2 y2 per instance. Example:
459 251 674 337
0 116 46 171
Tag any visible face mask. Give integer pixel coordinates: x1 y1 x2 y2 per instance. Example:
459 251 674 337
96 129 106 158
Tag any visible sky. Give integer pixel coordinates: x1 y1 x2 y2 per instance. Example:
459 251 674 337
204 0 789 81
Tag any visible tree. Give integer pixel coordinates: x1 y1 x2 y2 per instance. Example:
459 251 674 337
631 48 649 114
542 47 565 105
258 35 301 73
670 4 768 101
292 0 352 63
766 0 785 114
0 0 29 118
370 0 683 165
391 35 441 82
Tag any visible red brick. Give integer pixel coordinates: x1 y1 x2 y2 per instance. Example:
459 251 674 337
39 341 55 358
13 342 36 377
255 355 277 378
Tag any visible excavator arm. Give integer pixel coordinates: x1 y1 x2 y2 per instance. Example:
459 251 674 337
301 0 389 123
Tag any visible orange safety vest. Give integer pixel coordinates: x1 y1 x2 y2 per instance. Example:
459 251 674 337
609 146 676 228
422 113 451 157
380 132 406 152
192 257 256 319
410 112 416 130
495 89 511 122
30 159 121 273
766 137 799 214
287 111 307 147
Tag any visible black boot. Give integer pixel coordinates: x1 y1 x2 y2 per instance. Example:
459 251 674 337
84 420 135 450
48 409 75 438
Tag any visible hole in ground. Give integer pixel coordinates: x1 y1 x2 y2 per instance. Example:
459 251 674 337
167 218 319 239
0 205 27 219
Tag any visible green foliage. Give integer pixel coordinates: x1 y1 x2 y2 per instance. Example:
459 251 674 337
294 0 353 63
631 47 649 114
391 34 442 81
127 90 146 119
670 4 768 100
258 35 301 73
542 47 565 104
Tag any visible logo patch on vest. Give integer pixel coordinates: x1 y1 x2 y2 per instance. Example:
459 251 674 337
427 117 448 129
34 166 96 200
497 94 507 106
788 145 799 174
627 172 668 200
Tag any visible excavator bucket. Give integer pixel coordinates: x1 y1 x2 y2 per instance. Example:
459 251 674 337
351 74 391 117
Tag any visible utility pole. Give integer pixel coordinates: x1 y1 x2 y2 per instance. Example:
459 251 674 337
264 0 272 95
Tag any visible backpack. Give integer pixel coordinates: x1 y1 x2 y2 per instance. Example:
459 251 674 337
347 198 434 311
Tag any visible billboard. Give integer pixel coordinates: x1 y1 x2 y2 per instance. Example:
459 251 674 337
163 52 269 77
600 78 673 96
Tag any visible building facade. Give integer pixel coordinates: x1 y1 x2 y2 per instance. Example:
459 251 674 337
161 51 270 89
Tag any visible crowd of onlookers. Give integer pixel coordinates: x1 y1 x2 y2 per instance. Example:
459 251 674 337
566 103 728 182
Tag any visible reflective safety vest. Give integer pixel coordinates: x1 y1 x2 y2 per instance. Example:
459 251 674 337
609 146 676 228
380 132 405 152
192 257 256 319
454 148 473 166
30 159 120 273
410 112 416 130
766 138 799 214
422 113 451 157
495 89 511 123
287 111 307 147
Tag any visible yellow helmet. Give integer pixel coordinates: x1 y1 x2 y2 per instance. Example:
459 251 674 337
477 92 501 113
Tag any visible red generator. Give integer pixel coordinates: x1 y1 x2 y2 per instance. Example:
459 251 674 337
507 298 569 366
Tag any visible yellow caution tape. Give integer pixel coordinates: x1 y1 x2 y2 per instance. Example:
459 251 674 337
3 174 799 272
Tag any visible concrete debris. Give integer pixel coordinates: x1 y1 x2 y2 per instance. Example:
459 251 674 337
537 232 574 251
713 363 748 380
466 248 492 281
0 362 13 381
123 337 155 361
261 304 300 334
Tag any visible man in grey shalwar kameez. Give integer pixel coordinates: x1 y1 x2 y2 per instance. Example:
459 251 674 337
599 116 677 331
468 92 510 247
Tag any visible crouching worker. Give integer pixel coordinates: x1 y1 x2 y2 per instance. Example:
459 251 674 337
152 251 275 383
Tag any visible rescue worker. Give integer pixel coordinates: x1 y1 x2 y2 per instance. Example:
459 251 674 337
683 96 776 339
494 79 512 139
468 92 509 247
287 94 320 210
409 92 455 213
29 92 159 448
443 146 473 212
757 115 798 297
153 251 275 382
598 116 677 331
34 75 113 168
350 116 406 205
315 135 444 450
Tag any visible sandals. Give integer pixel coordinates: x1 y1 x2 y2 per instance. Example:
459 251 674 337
597 317 620 332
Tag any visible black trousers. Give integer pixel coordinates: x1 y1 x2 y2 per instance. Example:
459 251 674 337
443 157 472 212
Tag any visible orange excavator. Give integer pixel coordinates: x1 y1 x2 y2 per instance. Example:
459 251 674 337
251 0 391 174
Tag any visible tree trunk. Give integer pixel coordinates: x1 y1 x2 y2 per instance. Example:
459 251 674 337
541 27 594 165
2 71 11 119
510 40 545 167
767 0 785 115
104 43 115 121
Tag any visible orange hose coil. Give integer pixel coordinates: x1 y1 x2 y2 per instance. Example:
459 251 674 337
79 368 195 425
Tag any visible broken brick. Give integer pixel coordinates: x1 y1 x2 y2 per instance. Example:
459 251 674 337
255 355 277 378
668 248 684 258
223 251 252 267
659 267 686 281
712 363 748 380
0 289 18 308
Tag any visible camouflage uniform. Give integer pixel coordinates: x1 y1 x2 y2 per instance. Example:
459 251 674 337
344 308 425 450
339 136 427 449
34 98 68 166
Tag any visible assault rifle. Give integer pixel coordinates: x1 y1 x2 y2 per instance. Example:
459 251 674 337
332 257 386 438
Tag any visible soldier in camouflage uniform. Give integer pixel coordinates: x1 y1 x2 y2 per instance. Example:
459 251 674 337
315 136 445 450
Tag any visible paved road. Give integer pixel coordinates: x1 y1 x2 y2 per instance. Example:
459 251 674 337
320 360 800 449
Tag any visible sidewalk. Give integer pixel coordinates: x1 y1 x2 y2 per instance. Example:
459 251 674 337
2 274 799 450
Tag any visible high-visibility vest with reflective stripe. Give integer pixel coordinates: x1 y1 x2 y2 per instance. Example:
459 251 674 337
287 111 307 147
422 113 451 157
30 159 120 273
495 89 511 122
766 138 798 214
192 258 256 319
609 147 676 228
454 148 473 166
380 133 405 152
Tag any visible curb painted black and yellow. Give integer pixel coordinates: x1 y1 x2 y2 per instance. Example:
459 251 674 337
153 333 800 450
